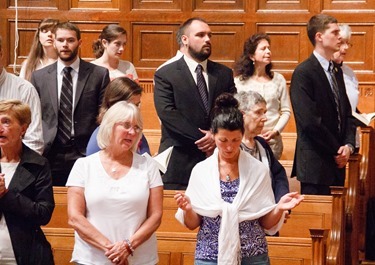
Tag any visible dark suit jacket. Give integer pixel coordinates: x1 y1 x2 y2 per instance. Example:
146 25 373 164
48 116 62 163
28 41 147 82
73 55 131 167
154 57 236 189
254 136 289 202
290 53 356 186
0 145 55 265
31 60 110 155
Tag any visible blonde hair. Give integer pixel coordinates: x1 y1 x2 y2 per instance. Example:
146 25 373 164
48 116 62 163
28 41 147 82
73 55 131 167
0 99 31 127
97 101 143 152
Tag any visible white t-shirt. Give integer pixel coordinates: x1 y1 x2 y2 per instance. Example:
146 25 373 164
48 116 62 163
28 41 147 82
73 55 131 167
66 152 163 265
0 162 19 265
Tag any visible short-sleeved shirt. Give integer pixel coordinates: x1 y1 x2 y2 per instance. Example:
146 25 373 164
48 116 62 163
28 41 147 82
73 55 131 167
66 152 163 265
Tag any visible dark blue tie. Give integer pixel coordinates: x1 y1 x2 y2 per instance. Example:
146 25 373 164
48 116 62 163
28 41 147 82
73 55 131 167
195 64 209 114
57 67 73 144
328 62 341 132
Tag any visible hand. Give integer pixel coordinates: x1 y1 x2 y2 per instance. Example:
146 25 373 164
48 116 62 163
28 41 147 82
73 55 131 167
277 192 304 211
195 129 215 155
0 174 8 198
105 241 130 264
174 191 192 211
334 145 350 168
261 130 279 142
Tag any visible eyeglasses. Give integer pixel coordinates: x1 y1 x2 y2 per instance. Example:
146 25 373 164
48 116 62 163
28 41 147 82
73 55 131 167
341 41 353 48
117 121 142 133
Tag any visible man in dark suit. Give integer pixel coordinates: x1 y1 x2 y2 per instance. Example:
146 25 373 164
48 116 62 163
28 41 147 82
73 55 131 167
154 17 236 190
31 22 110 186
290 14 356 195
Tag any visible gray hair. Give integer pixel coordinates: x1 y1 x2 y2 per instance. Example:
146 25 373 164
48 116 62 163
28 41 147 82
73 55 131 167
339 24 352 40
235 91 266 113
97 101 143 152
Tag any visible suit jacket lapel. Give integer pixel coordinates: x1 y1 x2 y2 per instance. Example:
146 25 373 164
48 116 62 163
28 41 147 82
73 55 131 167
177 58 207 113
310 55 337 107
74 60 90 110
47 64 58 115
207 60 218 111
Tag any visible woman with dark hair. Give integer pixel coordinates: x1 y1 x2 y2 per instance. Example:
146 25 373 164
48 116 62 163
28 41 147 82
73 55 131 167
0 99 55 265
91 24 138 81
234 33 291 159
174 93 303 265
86 76 150 155
19 18 59 81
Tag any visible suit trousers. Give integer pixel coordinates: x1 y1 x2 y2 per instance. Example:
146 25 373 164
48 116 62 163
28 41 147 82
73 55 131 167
46 138 83 186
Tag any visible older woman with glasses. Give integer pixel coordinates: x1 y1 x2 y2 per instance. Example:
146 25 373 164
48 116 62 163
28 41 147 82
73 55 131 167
67 101 163 265
332 24 358 112
86 76 150 156
235 91 289 203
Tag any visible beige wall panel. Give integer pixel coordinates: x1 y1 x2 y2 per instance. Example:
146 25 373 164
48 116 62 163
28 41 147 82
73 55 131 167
194 0 244 11
132 0 183 11
257 0 309 11
359 85 375 114
71 0 120 10
322 0 375 11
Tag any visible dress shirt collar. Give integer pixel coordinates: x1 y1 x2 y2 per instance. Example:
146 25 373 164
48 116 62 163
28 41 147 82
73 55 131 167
183 55 208 75
313 50 330 72
57 57 80 75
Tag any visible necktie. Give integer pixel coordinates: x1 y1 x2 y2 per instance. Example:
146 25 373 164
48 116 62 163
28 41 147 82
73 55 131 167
195 64 209 114
57 67 73 144
328 62 341 132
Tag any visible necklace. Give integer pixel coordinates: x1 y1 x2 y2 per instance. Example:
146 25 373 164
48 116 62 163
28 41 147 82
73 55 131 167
226 174 231 181
111 168 117 173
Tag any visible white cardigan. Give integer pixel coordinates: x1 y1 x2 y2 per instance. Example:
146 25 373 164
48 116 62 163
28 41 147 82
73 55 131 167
175 148 285 265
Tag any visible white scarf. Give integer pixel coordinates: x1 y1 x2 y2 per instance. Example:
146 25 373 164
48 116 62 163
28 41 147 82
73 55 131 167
175 149 285 265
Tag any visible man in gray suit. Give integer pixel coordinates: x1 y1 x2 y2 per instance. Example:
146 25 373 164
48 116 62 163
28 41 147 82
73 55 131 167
31 22 110 186
154 17 236 190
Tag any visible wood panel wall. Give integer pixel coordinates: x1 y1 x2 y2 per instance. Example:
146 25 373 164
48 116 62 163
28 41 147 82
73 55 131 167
1 0 375 133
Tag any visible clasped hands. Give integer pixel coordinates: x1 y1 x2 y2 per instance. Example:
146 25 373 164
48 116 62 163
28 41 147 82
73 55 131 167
105 241 130 265
195 128 215 157
0 174 8 198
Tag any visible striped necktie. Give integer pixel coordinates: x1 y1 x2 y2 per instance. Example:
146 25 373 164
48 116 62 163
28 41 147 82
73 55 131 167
57 67 73 144
195 64 209 114
328 62 341 132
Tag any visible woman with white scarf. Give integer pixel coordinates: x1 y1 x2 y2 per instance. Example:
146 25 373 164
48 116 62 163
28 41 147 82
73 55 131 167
175 93 303 265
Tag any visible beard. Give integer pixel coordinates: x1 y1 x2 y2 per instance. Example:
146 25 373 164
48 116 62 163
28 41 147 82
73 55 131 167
188 45 211 62
59 46 79 62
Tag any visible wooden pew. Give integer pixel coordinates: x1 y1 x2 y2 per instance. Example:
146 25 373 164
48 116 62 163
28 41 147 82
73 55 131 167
43 187 341 265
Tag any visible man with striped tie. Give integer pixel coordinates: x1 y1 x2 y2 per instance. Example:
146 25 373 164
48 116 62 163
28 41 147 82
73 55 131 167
31 22 110 186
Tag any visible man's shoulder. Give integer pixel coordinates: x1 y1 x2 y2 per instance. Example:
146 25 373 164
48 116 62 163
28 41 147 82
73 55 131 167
207 59 231 71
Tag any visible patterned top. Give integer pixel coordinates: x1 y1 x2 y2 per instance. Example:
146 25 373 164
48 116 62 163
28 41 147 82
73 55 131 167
195 178 268 261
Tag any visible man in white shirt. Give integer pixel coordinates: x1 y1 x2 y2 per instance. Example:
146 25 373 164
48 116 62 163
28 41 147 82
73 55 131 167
0 36 44 154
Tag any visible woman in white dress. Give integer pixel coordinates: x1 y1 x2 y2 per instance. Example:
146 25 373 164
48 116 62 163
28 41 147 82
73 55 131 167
233 33 291 159
91 24 139 82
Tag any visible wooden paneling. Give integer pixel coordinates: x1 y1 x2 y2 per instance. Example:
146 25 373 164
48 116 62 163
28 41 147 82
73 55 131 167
194 0 245 11
71 0 120 10
2 0 375 134
132 0 183 11
257 0 309 12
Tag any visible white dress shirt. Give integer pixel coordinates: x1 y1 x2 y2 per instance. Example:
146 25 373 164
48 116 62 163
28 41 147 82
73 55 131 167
0 68 44 154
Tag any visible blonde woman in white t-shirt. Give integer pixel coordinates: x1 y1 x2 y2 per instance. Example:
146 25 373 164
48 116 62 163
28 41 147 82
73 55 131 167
234 33 291 159
67 101 163 265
